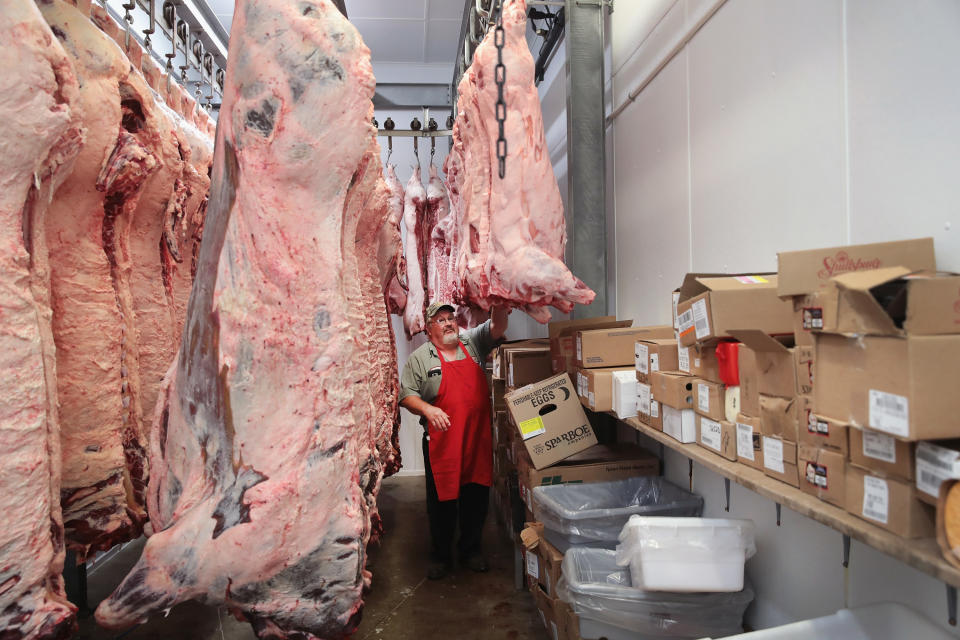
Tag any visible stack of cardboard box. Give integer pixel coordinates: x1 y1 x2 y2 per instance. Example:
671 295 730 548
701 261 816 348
521 522 582 640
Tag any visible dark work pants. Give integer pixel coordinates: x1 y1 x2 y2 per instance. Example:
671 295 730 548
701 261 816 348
422 434 490 565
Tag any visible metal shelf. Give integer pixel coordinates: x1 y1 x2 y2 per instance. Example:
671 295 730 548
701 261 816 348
619 416 960 591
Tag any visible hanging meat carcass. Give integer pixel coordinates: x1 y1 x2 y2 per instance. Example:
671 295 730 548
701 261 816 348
425 164 454 305
97 1 393 636
0 1 83 637
448 0 594 321
401 166 427 337
381 163 407 315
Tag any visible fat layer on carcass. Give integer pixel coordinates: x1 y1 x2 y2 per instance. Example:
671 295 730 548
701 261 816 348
39 0 161 557
401 167 427 337
448 0 594 322
97 1 391 637
0 1 82 637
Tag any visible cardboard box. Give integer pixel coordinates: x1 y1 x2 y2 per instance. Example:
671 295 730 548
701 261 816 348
814 332 960 440
663 405 696 443
575 366 633 413
634 338 679 383
737 343 759 417
849 428 914 481
648 371 695 411
697 415 737 461
505 373 598 469
801 407 850 456
798 445 847 507
520 523 564 598
555 599 580 640
508 349 554 390
762 436 799 487
676 274 792 347
575 326 673 369
678 342 724 383
731 330 797 399
693 378 725 421
792 297 817 348
495 339 550 380
611 370 638 419
916 441 960 506
550 317 631 374
492 379 507 411
846 465 935 538
531 584 561 640
736 414 764 470
636 381 663 431
725 386 741 422
776 237 936 298
794 345 814 396
760 395 800 441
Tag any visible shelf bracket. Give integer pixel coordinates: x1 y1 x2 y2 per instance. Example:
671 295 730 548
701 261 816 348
947 584 957 626
775 503 782 527
842 534 851 568
688 458 694 492
724 477 731 512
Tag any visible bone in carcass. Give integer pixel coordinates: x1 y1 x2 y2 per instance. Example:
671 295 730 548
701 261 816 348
425 165 454 304
450 0 594 322
401 167 427 337
381 163 407 315
39 0 160 557
98 1 388 636
0 1 83 637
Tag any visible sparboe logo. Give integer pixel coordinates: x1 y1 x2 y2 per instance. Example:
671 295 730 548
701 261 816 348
817 251 882 280
544 425 591 451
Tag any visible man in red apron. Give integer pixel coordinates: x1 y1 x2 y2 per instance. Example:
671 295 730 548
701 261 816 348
399 303 509 580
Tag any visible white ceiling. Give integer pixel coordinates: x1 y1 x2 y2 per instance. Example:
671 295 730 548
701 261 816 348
203 0 461 76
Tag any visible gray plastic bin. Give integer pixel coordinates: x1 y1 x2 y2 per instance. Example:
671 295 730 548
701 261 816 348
531 476 703 551
557 547 753 639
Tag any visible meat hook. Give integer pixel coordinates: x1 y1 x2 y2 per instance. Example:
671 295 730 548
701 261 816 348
430 137 436 163
142 0 156 49
387 136 393 162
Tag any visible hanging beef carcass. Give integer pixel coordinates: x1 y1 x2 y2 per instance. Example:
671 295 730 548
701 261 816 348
401 167 427 337
0 1 83 637
97 1 392 636
38 0 165 557
448 0 594 321
381 163 407 315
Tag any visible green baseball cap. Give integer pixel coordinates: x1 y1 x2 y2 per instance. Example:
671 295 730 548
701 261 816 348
425 302 456 321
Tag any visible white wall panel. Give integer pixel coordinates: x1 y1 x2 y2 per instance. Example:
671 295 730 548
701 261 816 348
610 0 677 78
613 55 690 327
846 0 960 271
687 0 846 274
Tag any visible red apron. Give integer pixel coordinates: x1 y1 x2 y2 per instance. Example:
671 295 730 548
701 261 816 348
428 342 493 501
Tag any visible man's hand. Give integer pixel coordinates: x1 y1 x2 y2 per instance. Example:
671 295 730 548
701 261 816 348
491 305 510 341
424 405 451 432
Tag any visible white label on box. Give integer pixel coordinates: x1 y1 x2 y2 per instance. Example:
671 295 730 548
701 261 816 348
862 476 889 524
636 343 649 374
916 442 960 498
677 308 694 336
868 389 909 438
493 355 501 379
698 384 710 413
692 298 711 339
525 550 539 579
650 353 660 372
638 383 651 415
651 400 660 419
763 437 785 473
588 391 595 407
672 291 681 329
678 346 690 372
700 417 722 451
577 372 585 397
736 423 755 461
862 430 896 464
508 363 514 388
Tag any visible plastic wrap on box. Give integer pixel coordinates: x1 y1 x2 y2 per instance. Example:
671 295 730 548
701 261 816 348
532 477 703 551
558 547 753 639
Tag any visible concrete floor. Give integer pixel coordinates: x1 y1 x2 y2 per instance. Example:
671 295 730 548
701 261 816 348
73 475 549 640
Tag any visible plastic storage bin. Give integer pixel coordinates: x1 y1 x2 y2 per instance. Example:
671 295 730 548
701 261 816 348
615 515 756 592
713 602 953 639
531 477 703 551
557 547 753 639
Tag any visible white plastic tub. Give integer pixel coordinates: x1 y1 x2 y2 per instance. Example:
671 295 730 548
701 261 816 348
616 516 756 592
714 602 953 639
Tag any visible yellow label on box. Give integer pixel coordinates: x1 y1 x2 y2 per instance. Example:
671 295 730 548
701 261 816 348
735 275 769 284
519 416 546 440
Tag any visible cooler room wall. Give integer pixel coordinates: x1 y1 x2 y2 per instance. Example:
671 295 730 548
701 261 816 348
594 0 960 633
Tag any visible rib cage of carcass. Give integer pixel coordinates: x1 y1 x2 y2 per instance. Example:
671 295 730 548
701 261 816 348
442 0 595 322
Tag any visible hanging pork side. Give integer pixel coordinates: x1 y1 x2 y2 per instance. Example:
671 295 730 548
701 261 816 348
401 167 427 336
447 0 594 321
37 0 162 557
382 163 407 315
0 2 83 638
98 1 394 636
425 164 454 305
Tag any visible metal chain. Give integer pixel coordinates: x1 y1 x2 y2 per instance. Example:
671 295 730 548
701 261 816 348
494 5 507 179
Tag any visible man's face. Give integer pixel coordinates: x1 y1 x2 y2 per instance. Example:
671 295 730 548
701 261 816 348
427 310 458 346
